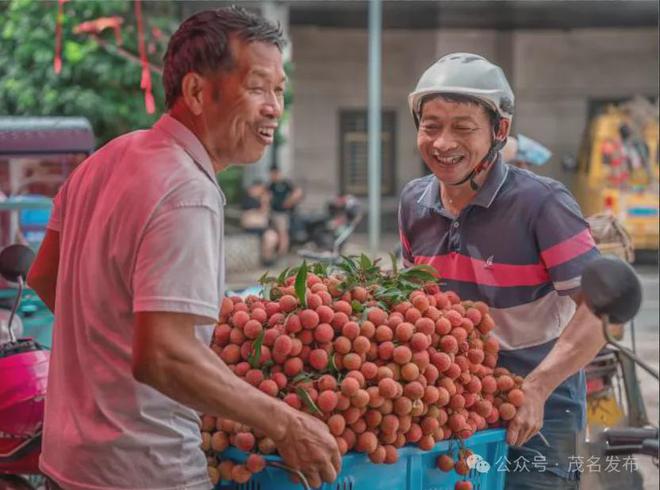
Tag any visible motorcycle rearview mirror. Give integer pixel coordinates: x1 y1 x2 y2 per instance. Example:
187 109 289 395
581 256 642 324
582 256 658 380
0 244 35 283
0 244 35 346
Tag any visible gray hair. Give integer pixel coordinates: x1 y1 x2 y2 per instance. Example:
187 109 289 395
163 6 285 109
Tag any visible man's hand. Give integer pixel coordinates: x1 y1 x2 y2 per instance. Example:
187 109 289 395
272 407 341 488
283 187 304 210
504 298 608 447
506 381 547 447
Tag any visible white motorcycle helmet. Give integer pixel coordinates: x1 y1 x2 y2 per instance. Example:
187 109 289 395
408 53 515 190
409 52 514 127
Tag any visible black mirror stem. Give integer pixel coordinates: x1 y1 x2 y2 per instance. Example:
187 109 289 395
6 275 25 344
602 315 659 380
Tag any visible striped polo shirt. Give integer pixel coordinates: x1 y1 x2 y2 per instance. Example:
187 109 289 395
398 157 599 430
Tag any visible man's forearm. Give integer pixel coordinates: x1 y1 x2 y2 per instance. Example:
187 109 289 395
134 335 290 441
525 300 607 399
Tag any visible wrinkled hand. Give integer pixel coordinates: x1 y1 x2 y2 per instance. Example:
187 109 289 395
272 407 341 488
506 381 546 447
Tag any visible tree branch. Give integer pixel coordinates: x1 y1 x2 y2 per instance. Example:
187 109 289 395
88 33 163 76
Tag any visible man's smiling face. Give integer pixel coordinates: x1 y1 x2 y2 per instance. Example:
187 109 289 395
417 96 495 186
203 36 286 166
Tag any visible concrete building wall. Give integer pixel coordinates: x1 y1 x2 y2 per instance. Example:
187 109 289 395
290 26 658 214
513 28 659 183
290 27 436 213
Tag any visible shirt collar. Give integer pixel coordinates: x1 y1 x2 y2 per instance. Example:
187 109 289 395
417 156 509 212
417 175 442 211
153 113 218 186
471 156 509 208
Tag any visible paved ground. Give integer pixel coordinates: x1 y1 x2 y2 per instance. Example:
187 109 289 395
225 231 401 290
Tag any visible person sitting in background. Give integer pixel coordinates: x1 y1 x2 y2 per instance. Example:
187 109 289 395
268 165 303 255
240 180 279 266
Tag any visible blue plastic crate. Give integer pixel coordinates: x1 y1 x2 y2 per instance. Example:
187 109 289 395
216 429 508 490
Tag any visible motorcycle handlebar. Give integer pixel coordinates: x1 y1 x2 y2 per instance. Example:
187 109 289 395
604 427 659 445
642 439 659 456
603 427 659 458
604 441 659 458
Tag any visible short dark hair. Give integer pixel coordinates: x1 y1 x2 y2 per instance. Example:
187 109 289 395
163 6 285 109
420 93 499 129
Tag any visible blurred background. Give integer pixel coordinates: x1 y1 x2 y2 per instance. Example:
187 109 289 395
1 0 658 254
0 1 657 207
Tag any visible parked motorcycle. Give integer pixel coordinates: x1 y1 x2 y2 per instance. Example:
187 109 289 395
293 195 363 263
581 256 659 463
0 244 49 490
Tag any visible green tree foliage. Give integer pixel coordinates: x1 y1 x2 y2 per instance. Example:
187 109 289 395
0 0 180 145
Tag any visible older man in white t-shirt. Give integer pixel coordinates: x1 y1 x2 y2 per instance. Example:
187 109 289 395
27 7 340 490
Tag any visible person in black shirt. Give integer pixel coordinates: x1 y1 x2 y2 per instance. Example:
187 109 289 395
268 166 303 254
240 180 279 266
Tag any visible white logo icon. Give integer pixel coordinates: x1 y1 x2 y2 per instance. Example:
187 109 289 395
466 453 491 473
484 255 494 269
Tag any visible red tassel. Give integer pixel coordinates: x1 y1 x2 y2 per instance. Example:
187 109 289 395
53 0 67 74
134 0 154 114
145 91 156 114
141 67 149 90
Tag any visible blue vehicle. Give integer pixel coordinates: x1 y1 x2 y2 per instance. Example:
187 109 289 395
0 117 95 348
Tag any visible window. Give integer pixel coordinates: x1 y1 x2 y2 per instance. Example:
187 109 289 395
339 110 396 196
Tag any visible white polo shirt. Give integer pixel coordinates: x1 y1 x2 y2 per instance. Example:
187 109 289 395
41 114 225 490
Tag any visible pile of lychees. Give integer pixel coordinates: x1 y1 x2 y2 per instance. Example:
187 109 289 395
202 257 523 488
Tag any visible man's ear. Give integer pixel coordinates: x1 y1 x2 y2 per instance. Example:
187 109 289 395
497 118 511 140
180 72 206 116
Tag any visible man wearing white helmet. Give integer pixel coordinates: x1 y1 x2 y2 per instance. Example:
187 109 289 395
399 53 606 488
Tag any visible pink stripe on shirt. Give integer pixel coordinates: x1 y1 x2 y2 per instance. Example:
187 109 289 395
414 253 550 287
400 228 412 255
540 228 596 269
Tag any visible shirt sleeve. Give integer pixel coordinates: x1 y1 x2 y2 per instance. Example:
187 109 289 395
535 187 599 295
132 202 222 322
47 181 67 232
